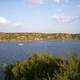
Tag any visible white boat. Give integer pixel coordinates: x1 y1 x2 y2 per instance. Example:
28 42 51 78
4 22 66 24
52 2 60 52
18 43 24 46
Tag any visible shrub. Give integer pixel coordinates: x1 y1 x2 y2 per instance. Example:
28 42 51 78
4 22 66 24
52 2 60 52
3 53 80 80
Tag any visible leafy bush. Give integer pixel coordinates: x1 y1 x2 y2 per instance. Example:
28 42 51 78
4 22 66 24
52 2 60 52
3 53 80 80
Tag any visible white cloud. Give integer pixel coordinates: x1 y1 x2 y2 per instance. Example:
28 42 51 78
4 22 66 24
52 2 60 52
24 0 45 6
53 0 69 3
0 17 10 24
24 0 70 7
52 13 80 23
53 0 60 3
0 17 23 28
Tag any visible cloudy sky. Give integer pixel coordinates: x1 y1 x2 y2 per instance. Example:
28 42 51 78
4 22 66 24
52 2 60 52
0 0 80 33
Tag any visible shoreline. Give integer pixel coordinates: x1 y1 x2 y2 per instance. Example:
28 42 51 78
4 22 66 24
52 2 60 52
0 39 80 42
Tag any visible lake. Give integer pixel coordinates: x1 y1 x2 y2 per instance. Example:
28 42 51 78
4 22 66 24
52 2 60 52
0 40 80 80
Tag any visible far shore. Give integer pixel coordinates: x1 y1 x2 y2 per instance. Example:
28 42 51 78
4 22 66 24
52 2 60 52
0 33 80 41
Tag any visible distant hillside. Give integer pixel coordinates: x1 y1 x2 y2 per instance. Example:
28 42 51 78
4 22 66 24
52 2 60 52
0 33 80 41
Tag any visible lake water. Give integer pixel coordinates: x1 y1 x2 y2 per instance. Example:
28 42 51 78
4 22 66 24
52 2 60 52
0 40 80 80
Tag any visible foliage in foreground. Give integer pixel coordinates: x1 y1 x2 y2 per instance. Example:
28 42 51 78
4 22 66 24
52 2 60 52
3 53 80 80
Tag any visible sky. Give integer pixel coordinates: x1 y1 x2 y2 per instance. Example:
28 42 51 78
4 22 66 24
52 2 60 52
0 0 80 33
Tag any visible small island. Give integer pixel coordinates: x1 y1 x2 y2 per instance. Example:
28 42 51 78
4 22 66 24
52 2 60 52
0 33 80 41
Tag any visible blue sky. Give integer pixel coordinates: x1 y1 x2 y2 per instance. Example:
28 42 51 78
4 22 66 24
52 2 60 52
0 0 80 33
